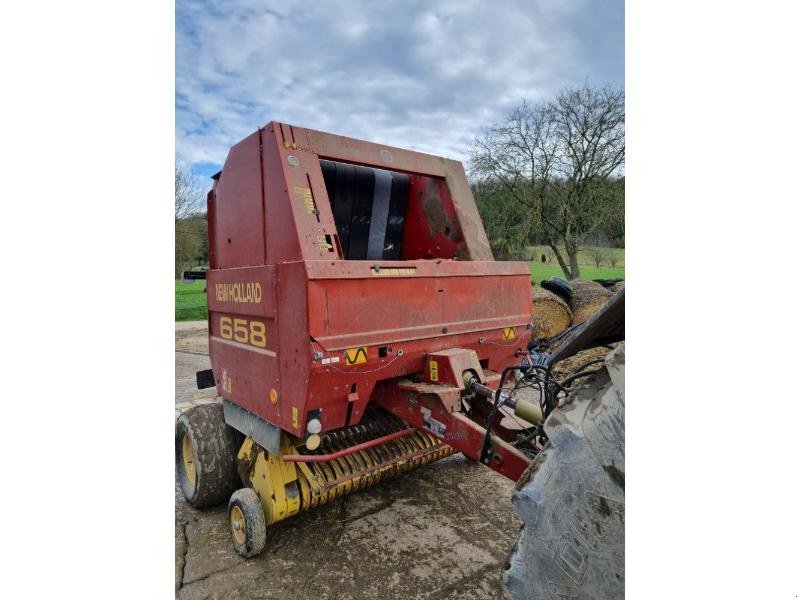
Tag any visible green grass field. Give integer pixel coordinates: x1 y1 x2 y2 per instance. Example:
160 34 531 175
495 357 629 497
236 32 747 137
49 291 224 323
527 263 624 283
176 280 208 321
526 245 624 284
175 246 624 320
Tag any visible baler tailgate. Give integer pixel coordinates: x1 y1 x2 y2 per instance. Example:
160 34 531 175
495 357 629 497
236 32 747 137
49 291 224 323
308 270 531 351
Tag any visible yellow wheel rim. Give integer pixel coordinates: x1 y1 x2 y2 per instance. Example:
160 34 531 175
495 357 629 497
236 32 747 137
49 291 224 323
230 505 246 546
182 433 196 487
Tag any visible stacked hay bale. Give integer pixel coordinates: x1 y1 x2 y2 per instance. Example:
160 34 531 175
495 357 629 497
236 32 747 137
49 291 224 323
531 286 572 339
569 279 613 324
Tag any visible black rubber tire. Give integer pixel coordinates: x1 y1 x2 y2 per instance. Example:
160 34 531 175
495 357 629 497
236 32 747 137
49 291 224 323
176 403 242 507
504 348 625 600
228 488 267 558
541 277 573 303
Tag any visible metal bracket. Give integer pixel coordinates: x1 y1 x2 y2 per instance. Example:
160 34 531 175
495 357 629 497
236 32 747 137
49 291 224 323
195 369 215 390
222 400 281 455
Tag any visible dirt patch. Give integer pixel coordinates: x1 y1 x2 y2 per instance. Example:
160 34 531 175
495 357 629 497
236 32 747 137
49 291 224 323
176 324 209 355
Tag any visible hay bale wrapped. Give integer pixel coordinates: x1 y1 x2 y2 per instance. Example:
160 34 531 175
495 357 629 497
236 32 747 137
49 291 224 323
569 279 613 324
531 286 572 339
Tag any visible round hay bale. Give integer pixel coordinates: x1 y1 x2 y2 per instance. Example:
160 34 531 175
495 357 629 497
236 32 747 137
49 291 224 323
531 286 572 339
569 279 613 324
612 280 625 293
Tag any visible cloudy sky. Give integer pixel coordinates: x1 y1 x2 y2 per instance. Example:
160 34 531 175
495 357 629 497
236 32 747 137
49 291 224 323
177 0 623 182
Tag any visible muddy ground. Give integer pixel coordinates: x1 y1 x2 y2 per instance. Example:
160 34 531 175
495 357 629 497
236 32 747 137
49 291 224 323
175 322 520 599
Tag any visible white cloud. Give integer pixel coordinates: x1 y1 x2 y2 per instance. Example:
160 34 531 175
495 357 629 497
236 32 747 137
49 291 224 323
177 0 623 177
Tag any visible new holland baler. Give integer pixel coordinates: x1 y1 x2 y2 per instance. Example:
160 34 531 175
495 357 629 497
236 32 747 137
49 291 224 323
176 122 544 557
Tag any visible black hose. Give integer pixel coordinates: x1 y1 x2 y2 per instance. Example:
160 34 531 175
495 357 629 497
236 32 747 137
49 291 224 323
479 365 529 464
561 367 605 388
565 358 606 377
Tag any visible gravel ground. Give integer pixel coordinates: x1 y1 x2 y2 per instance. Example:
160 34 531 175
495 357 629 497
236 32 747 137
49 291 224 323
174 322 520 599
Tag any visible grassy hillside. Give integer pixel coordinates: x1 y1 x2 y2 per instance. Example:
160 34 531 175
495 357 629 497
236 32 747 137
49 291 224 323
176 280 207 321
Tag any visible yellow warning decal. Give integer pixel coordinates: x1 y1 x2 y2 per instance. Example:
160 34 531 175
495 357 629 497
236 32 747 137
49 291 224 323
344 347 368 365
293 186 317 214
292 406 299 429
503 327 516 340
429 359 439 382
371 267 416 276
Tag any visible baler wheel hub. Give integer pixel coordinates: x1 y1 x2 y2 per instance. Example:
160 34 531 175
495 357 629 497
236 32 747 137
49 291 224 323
181 433 196 487
229 505 246 546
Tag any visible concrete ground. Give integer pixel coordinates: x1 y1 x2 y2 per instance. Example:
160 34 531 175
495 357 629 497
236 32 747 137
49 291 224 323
175 322 520 599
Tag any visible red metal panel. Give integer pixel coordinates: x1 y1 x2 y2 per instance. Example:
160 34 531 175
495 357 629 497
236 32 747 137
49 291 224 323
274 260 312 435
212 132 265 268
442 159 494 260
402 175 464 259
374 380 532 481
206 188 218 269
208 333 280 420
308 274 530 350
305 260 531 351
299 126 449 177
303 259 528 279
260 124 303 265
206 266 277 318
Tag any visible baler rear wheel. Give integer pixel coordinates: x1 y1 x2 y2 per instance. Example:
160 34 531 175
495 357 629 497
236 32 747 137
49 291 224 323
228 488 266 558
175 403 241 507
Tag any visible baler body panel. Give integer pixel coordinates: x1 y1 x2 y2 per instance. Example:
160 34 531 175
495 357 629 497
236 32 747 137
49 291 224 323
206 122 532 438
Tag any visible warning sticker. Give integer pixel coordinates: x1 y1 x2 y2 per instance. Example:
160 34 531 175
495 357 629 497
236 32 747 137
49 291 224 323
503 327 516 340
429 359 439 382
321 356 340 365
421 407 446 437
344 347 368 365
294 186 316 214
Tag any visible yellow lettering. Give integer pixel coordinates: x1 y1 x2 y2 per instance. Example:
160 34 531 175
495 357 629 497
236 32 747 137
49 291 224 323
214 282 262 304
218 316 268 348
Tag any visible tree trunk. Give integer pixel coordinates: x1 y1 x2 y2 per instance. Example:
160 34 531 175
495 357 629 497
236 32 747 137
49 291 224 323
548 243 572 280
568 252 580 279
566 244 581 279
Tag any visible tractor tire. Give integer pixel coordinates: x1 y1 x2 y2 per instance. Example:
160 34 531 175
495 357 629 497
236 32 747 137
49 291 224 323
228 488 267 558
541 277 573 303
504 347 625 600
176 403 242 507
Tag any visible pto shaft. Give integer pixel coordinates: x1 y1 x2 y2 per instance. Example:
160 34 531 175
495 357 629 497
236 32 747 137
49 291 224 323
463 374 543 425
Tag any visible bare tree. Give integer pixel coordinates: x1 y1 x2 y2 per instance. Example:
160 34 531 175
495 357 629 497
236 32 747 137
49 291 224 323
175 161 206 277
471 85 625 279
587 246 607 269
175 161 204 220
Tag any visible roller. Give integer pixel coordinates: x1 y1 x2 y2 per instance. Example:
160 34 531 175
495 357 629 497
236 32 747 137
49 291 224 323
236 409 457 528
